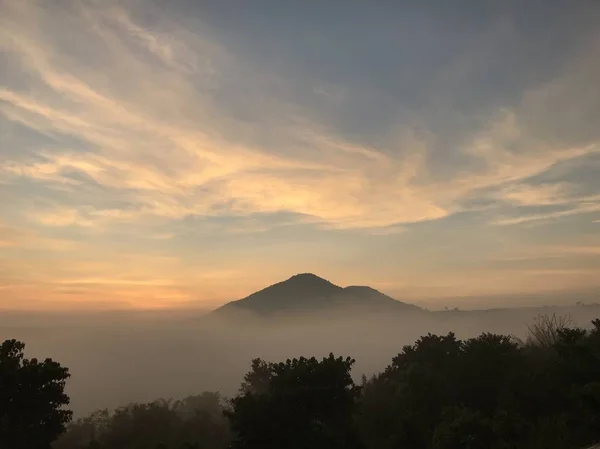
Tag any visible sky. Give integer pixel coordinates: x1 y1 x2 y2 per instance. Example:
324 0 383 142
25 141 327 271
1 0 600 311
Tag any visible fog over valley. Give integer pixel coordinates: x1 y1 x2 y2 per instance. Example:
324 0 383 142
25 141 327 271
2 1 600 446
2 274 598 416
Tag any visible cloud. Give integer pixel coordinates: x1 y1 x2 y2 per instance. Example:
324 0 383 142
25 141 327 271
32 208 95 228
490 243 600 261
547 246 600 256
1 0 600 308
492 203 600 226
496 183 573 206
1 1 599 233
356 226 406 236
0 219 84 250
386 265 600 301
487 180 600 225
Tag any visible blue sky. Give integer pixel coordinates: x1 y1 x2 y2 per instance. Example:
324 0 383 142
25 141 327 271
1 0 600 310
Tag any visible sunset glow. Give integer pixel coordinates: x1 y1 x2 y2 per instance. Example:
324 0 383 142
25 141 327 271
1 1 599 310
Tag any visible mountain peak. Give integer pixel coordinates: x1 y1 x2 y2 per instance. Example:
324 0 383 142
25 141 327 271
213 273 422 317
289 272 322 279
263 273 341 299
285 273 334 286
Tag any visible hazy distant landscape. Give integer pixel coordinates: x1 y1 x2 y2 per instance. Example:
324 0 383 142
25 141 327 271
2 0 600 447
2 273 598 416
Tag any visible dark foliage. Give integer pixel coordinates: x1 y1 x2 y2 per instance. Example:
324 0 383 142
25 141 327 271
53 393 231 449
358 317 600 449
0 339 72 449
7 315 600 449
226 354 364 449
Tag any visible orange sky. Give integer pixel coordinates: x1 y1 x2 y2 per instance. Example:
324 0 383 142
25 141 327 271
1 0 600 310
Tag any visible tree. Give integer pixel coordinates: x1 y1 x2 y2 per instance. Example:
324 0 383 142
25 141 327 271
456 333 520 416
527 313 573 347
432 407 494 449
358 333 464 449
358 332 527 449
226 354 364 449
54 393 231 449
177 393 231 449
0 339 72 449
52 409 110 449
99 401 182 449
358 319 600 449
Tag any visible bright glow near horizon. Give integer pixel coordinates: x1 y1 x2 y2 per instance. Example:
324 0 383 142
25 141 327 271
1 1 600 310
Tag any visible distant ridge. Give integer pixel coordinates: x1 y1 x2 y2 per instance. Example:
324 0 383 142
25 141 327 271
213 273 422 317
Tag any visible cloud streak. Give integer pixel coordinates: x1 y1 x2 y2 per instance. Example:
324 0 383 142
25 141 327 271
1 0 600 308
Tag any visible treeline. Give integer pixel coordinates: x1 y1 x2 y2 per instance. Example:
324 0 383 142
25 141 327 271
53 394 230 449
2 316 600 449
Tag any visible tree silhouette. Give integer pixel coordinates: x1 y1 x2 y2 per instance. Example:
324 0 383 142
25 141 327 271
53 393 231 449
527 313 573 347
0 339 72 449
50 316 600 449
226 354 364 449
358 319 600 449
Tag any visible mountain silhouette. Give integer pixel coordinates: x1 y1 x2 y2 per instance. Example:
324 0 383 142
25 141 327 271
213 273 422 317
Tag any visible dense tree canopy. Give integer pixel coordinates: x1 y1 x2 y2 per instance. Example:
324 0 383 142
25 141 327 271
4 316 600 449
358 318 600 449
226 354 364 449
0 339 72 449
53 393 231 449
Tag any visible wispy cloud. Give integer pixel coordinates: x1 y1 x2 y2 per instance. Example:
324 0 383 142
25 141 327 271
1 0 600 308
496 183 574 206
0 219 84 251
2 1 596 231
492 203 600 226
32 208 95 228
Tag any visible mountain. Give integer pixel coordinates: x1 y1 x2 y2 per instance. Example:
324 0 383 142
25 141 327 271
212 273 422 317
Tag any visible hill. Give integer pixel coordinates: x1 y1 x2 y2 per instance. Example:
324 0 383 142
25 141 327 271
212 273 423 317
